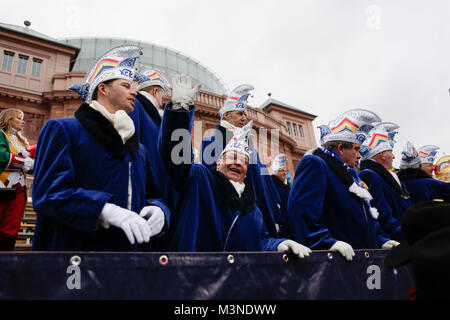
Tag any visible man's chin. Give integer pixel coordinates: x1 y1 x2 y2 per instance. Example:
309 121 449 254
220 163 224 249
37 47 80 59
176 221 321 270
123 104 134 114
226 173 242 183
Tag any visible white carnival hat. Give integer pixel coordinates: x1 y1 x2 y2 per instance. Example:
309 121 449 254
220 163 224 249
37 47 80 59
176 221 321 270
69 45 142 103
318 109 381 146
418 145 440 164
219 84 254 118
219 120 253 160
271 154 287 172
400 141 422 168
135 69 170 92
359 122 399 161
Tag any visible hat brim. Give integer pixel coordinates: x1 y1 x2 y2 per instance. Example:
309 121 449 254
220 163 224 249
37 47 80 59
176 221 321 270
383 241 412 268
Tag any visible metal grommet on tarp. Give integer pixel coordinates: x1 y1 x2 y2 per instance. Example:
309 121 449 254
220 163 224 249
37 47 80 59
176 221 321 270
159 255 168 265
364 252 370 259
69 255 81 266
227 254 235 264
327 253 333 260
282 254 289 262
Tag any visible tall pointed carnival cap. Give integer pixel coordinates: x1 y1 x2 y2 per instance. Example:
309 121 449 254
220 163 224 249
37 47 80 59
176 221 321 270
359 122 400 161
220 120 253 159
219 84 254 118
69 45 142 103
400 141 422 168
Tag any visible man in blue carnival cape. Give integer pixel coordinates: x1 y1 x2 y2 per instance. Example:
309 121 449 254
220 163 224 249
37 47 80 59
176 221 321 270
359 122 412 241
398 141 450 204
32 46 170 251
287 109 398 261
159 74 311 257
129 70 180 250
200 85 286 238
269 154 291 237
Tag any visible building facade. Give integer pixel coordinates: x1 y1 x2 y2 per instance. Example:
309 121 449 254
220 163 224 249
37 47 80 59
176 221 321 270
0 22 317 176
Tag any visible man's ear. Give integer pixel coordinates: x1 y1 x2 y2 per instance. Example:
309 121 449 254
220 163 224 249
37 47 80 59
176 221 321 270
97 83 108 97
336 143 344 156
151 87 160 97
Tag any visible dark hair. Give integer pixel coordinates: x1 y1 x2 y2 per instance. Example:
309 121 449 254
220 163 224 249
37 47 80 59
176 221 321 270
91 79 115 101
323 140 354 151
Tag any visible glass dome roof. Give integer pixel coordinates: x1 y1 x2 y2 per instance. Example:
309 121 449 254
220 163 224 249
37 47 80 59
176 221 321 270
61 37 229 95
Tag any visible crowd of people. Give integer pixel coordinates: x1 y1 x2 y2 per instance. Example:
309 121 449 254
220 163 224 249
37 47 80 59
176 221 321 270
0 45 449 265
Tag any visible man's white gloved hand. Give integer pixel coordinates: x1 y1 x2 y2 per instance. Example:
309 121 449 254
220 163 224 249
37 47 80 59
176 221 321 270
330 241 355 261
100 203 151 245
139 205 165 237
171 74 201 110
382 239 400 249
23 157 34 172
277 240 312 259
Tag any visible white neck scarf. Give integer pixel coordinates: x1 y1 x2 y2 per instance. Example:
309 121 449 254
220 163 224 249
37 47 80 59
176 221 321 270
220 120 241 136
90 101 135 144
229 180 246 197
139 91 164 117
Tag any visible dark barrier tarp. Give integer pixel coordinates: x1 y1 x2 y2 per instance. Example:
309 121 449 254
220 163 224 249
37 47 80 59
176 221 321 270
0 249 414 300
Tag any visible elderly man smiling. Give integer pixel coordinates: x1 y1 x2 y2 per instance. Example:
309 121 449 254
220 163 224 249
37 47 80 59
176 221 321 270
159 74 310 257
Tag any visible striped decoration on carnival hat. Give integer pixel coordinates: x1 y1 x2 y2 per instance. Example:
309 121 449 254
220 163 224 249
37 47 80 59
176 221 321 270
135 69 171 92
318 109 381 146
359 122 399 161
69 45 142 103
219 84 254 118
417 145 440 164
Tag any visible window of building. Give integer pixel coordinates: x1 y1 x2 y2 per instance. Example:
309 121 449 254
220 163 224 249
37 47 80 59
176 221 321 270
286 121 292 135
298 124 304 137
292 123 298 136
1 51 14 72
31 58 43 77
17 55 29 74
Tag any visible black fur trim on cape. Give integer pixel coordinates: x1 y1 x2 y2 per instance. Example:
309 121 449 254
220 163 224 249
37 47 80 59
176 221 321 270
271 174 290 192
360 160 410 199
75 103 139 159
312 148 354 188
136 92 162 125
210 168 256 214
397 168 432 181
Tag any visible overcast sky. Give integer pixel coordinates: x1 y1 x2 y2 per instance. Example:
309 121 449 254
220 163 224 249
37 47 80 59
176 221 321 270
2 0 449 166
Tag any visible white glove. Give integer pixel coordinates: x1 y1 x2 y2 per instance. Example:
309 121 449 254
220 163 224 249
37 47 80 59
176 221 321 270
24 157 34 172
382 240 400 249
277 240 312 259
100 203 151 245
330 241 355 261
139 205 166 237
171 74 201 110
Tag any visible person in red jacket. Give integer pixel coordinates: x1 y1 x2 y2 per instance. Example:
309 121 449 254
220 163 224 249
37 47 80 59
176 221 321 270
0 108 34 250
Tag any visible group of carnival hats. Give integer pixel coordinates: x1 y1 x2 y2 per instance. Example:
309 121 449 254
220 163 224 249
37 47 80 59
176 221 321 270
218 83 258 159
69 44 257 161
317 109 448 172
69 45 171 103
400 142 450 178
317 109 400 159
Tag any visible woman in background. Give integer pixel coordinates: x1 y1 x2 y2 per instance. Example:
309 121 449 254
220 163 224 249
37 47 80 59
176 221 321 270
0 108 34 250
